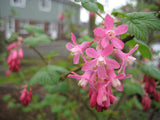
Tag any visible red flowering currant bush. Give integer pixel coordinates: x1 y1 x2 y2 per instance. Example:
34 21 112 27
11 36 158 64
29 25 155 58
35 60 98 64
1 0 160 120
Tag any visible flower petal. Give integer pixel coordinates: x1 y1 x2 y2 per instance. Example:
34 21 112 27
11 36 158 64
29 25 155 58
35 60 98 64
101 44 113 57
115 81 123 91
82 59 97 71
97 65 107 80
111 37 124 49
105 14 114 30
86 48 98 58
71 33 78 45
73 54 80 64
68 72 81 79
97 88 104 106
107 67 116 79
128 44 139 55
114 24 128 35
101 37 109 48
90 93 97 108
93 27 105 37
105 58 120 69
66 42 74 51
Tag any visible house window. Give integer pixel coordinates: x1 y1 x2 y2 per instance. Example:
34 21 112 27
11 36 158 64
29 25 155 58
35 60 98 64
19 21 28 34
39 0 51 12
10 0 26 8
5 18 15 39
49 23 57 39
36 23 44 30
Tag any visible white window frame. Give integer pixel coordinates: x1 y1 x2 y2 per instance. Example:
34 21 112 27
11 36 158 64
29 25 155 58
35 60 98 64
19 20 28 34
39 0 52 12
10 0 26 8
49 23 57 39
5 18 15 39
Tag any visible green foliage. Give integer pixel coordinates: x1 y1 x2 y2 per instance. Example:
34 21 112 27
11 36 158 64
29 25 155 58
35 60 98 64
96 2 104 13
8 32 19 42
24 25 44 34
44 81 69 94
127 39 152 60
123 79 143 95
76 0 103 13
29 65 68 86
82 1 98 12
45 51 59 60
141 64 160 81
3 94 11 102
24 35 51 47
122 12 160 41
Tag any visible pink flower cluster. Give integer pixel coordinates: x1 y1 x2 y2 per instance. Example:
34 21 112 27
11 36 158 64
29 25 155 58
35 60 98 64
142 75 160 111
7 36 23 73
59 12 65 21
66 14 138 112
20 84 32 106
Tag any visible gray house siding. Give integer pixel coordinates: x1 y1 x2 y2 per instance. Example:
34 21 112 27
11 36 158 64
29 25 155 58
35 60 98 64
0 0 80 39
0 0 80 23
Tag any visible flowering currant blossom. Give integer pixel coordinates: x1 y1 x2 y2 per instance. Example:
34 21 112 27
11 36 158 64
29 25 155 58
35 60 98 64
141 75 160 110
66 33 92 64
66 13 138 112
93 14 128 49
7 36 23 72
20 84 32 106
141 93 151 111
114 44 139 74
59 12 65 21
82 45 119 80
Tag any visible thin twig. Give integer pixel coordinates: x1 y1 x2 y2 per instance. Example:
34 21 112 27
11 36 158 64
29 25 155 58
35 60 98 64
30 47 48 65
122 35 134 43
96 12 105 20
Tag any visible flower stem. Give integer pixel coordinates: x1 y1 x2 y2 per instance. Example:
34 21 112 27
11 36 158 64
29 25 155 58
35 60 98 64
96 12 105 20
30 47 48 65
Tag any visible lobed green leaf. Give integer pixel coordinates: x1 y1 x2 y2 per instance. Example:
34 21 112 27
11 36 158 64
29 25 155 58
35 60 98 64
141 64 160 81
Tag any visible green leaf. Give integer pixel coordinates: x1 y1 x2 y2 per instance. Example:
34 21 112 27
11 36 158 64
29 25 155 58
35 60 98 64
74 0 81 2
3 95 11 102
24 25 44 34
44 82 69 94
122 12 160 41
45 51 59 60
141 64 160 81
47 65 68 73
96 2 104 12
29 66 61 86
82 1 98 12
124 79 143 95
127 39 152 60
51 105 63 113
24 34 51 47
8 32 19 42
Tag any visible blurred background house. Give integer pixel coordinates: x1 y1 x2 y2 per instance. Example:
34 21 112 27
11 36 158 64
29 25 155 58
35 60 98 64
0 0 80 40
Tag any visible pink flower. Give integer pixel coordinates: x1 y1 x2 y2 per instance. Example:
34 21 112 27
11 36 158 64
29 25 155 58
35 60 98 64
141 94 151 111
6 70 11 77
93 14 128 49
89 81 117 112
20 85 32 106
143 75 156 95
82 45 119 80
66 33 91 64
7 42 17 51
59 12 65 21
68 71 93 89
89 12 95 18
154 92 160 102
107 67 132 91
114 44 139 74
